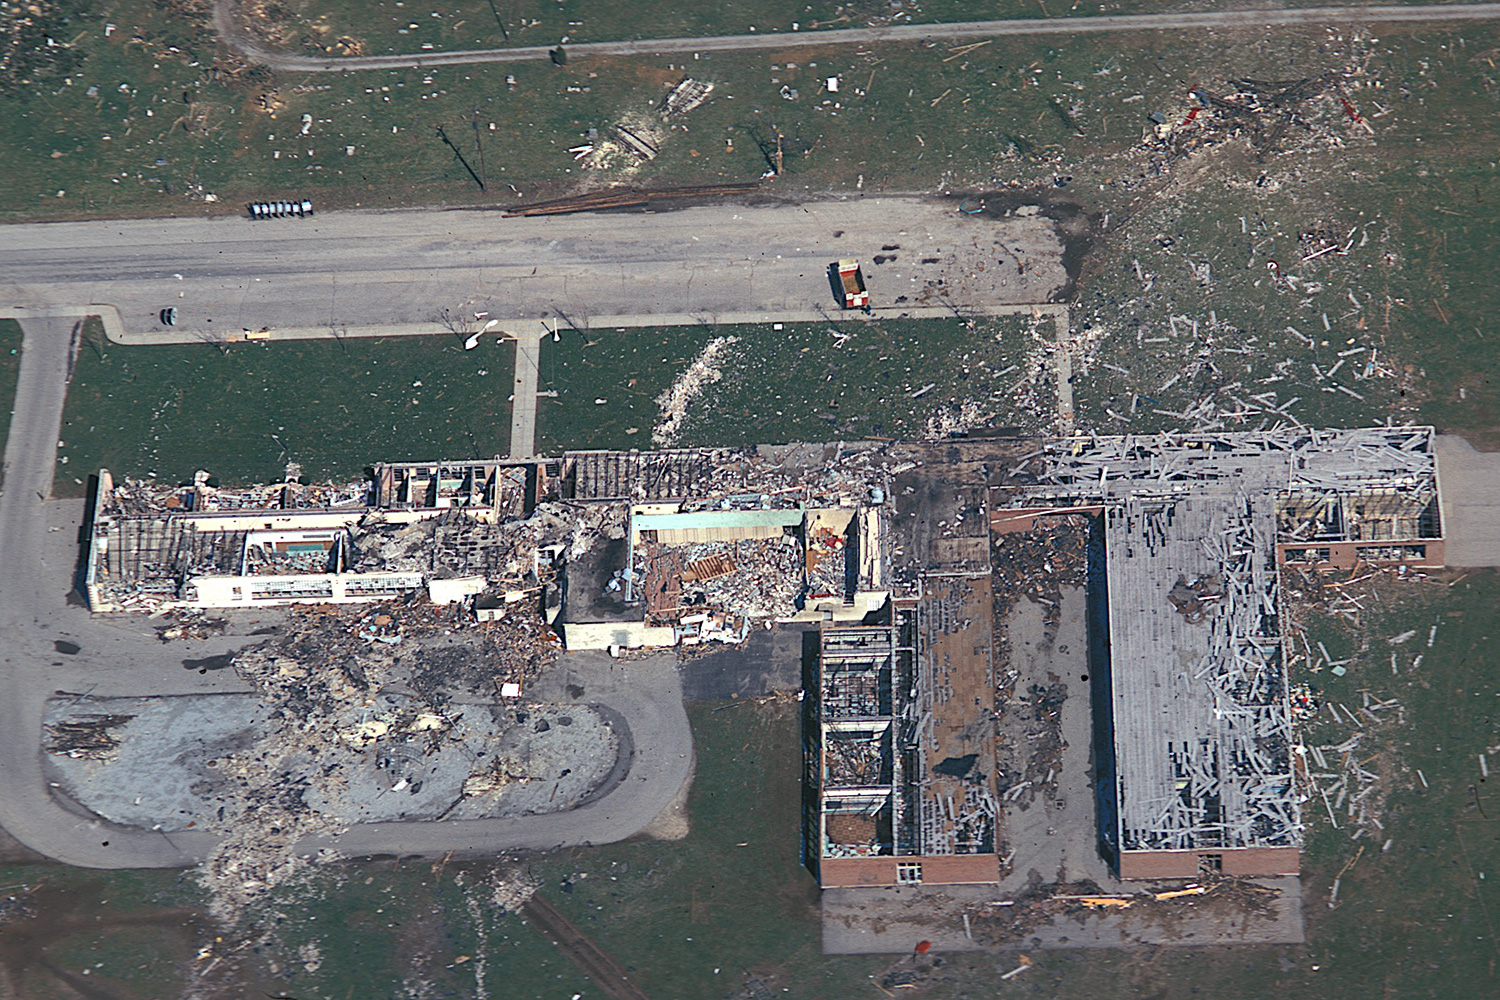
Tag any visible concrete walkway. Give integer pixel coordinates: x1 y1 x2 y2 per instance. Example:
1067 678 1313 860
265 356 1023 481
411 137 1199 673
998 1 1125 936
509 332 543 459
1436 434 1500 567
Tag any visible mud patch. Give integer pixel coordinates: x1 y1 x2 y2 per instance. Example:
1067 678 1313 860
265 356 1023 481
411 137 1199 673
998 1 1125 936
941 190 1096 302
183 652 235 672
0 880 202 999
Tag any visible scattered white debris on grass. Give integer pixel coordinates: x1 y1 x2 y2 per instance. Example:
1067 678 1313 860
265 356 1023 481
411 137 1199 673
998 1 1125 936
652 336 740 446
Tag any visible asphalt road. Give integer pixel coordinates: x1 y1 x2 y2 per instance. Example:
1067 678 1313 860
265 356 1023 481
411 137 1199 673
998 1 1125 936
217 2 1500 72
0 198 1068 342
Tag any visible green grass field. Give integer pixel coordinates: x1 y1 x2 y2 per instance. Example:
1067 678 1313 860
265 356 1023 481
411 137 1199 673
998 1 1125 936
60 315 1046 487
56 331 513 494
0 864 203 1000
0 320 23 482
535 314 1050 454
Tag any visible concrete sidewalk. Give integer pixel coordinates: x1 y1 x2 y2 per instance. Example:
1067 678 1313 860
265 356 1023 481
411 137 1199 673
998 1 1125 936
1436 434 1500 567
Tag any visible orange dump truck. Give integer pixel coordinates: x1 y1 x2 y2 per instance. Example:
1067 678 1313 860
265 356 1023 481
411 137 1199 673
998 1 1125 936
835 258 869 310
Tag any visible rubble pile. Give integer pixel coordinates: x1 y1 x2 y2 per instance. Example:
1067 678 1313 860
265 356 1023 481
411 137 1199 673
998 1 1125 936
194 600 560 924
347 503 626 589
697 538 805 620
637 534 805 632
990 514 1091 620
104 474 371 516
652 336 740 447
1167 74 1361 160
825 732 887 786
575 77 715 174
44 714 135 760
967 876 1283 945
988 514 1094 811
804 525 849 597
156 609 230 641
658 77 714 117
923 397 996 439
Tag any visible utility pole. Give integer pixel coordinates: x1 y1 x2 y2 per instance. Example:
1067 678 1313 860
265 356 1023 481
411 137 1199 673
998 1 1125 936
485 0 510 40
471 109 488 192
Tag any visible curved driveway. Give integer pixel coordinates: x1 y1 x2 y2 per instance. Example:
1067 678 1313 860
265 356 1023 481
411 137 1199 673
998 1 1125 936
217 3 1500 72
0 319 692 868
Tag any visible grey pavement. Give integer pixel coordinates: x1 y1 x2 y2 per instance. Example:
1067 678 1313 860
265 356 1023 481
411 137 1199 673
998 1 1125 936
44 695 621 829
677 624 808 702
1436 434 1500 567
997 590 1112 893
0 198 1068 342
303 651 692 858
509 333 542 459
215 2 1500 73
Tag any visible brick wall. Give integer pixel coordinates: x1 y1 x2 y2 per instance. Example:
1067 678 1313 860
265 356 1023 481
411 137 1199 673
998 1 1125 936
1119 847 1300 880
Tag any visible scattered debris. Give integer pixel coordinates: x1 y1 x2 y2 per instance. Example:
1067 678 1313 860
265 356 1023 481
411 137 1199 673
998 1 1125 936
503 182 759 217
652 337 741 447
45 714 135 760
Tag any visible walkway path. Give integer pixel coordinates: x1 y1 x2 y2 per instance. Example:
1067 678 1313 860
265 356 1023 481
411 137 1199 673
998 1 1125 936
216 3 1500 73
509 331 543 459
1435 434 1500 567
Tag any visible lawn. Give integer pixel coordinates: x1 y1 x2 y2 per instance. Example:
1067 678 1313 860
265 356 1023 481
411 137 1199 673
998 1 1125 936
536 314 1051 454
0 320 23 481
61 315 1047 487
57 329 513 494
0 864 205 1000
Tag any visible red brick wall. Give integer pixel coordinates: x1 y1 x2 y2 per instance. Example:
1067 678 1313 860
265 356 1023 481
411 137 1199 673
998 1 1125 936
818 854 1000 889
918 854 1000 884
1119 847 1300 880
990 505 1104 534
1278 540 1445 571
819 857 899 888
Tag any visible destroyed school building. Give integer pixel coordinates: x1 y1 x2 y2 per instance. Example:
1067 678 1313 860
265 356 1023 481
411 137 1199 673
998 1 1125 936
804 426 1441 886
84 428 1443 884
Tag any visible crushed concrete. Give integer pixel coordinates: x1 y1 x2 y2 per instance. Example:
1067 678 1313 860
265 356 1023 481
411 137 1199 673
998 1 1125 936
44 695 618 830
